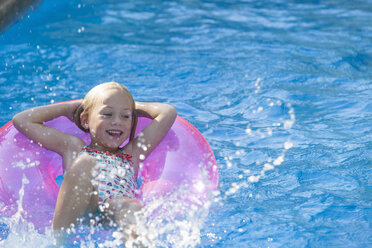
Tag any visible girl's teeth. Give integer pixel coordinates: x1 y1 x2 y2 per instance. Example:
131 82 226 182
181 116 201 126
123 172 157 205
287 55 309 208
107 130 121 135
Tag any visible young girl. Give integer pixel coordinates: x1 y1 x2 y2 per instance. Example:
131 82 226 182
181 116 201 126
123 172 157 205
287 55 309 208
12 82 177 245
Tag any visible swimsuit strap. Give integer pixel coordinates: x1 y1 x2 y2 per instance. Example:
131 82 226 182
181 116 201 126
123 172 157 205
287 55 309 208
81 145 132 163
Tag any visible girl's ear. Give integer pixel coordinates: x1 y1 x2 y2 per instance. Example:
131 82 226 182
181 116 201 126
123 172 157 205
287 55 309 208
73 104 89 132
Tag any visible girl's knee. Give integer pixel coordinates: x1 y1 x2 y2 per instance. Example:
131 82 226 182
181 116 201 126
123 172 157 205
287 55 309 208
107 198 142 212
126 199 142 212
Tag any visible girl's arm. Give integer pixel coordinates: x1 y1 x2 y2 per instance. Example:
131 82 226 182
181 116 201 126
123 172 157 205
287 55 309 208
12 101 86 171
128 102 177 173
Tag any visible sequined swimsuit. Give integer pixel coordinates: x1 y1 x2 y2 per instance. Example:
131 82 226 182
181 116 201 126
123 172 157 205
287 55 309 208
80 146 137 207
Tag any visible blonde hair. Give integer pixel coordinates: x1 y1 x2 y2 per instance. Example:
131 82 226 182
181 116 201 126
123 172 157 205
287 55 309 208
74 82 138 141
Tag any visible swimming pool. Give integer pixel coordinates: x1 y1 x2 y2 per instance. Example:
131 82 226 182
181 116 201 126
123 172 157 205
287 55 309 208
1 0 371 247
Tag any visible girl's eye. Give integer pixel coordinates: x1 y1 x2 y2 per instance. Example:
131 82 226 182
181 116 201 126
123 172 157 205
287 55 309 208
122 115 130 119
103 113 112 117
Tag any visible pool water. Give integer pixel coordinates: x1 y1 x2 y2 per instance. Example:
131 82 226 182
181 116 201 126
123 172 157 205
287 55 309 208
1 0 371 247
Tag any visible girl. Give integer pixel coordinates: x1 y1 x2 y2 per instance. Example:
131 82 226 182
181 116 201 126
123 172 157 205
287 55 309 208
12 82 177 245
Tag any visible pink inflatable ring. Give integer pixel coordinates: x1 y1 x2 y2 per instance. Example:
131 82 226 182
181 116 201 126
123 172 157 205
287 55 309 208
0 106 218 231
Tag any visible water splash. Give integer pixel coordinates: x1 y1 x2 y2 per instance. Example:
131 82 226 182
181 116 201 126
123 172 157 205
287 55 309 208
0 174 56 247
222 77 296 197
67 182 213 248
136 184 212 248
247 101 295 183
11 159 40 169
1 186 212 248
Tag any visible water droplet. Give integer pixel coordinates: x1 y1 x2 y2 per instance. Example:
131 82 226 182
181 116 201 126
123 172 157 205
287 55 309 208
284 141 293 150
273 155 284 165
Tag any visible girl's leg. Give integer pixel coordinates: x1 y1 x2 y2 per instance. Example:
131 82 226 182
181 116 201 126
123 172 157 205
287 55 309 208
102 198 149 246
103 198 142 234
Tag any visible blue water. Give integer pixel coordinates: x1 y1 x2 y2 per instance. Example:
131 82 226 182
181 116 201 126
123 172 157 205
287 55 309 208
1 0 371 247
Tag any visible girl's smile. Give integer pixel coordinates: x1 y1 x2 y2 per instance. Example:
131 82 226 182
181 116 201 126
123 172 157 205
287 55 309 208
106 129 123 137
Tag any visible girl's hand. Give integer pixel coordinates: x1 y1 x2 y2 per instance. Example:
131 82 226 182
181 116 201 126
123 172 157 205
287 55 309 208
65 100 83 121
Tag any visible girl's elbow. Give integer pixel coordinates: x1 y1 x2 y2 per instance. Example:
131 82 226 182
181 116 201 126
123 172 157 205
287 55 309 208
168 105 177 120
12 113 23 129
12 112 32 133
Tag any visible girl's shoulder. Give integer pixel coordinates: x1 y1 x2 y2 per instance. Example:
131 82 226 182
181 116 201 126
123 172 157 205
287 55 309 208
122 141 134 154
122 141 140 172
64 151 99 183
67 153 97 175
70 151 98 172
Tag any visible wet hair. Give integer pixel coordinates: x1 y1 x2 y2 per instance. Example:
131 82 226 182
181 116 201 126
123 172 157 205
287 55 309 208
73 82 138 141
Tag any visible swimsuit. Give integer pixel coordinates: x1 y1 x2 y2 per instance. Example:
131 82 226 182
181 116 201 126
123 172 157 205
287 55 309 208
80 146 137 207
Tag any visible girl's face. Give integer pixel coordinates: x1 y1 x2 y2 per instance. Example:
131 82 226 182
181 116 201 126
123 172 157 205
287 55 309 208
84 88 133 152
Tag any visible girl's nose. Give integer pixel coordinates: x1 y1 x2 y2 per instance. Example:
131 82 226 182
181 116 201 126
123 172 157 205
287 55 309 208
112 114 121 124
